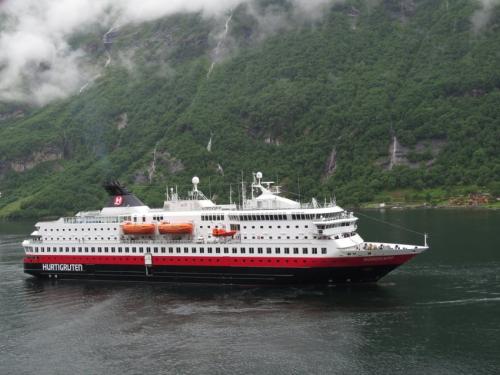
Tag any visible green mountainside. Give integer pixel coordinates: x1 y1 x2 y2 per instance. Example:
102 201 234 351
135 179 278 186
0 0 499 218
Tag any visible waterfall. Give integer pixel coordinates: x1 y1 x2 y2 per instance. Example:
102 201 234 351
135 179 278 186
207 12 233 78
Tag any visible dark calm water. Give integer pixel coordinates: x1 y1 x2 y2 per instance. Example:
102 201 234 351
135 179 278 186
1 210 499 375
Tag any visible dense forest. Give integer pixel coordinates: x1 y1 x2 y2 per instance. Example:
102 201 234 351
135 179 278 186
0 0 499 219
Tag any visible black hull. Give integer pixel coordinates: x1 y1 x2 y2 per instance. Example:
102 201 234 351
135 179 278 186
24 263 400 285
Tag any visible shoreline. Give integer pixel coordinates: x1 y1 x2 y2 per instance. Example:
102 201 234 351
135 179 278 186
355 203 500 210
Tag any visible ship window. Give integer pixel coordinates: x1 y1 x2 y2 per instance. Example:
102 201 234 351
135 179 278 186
249 247 254 254
184 247 189 253
268 225 272 229
200 247 204 254
224 248 229 254
98 247 102 253
176 247 181 253
275 247 281 254
132 247 136 253
266 248 272 254
232 248 237 254
161 247 166 253
72 247 76 253
91 247 95 253
322 248 327 254
293 248 298 254
312 248 317 254
118 247 122 253
303 248 308 254
168 247 173 253
258 248 263 254
241 248 246 254
78 247 83 253
207 247 212 254
191 247 196 253
286 225 290 228
59 247 63 252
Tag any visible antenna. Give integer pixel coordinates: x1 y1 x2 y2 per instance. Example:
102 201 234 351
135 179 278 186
192 176 199 192
297 175 301 204
229 183 233 205
241 171 246 209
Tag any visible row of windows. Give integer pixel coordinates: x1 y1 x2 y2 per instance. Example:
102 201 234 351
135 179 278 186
317 221 355 230
44 227 117 232
201 214 225 221
228 211 346 221
229 214 287 221
30 246 327 255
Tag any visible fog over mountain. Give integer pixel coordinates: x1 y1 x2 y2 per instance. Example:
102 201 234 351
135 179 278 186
0 0 339 105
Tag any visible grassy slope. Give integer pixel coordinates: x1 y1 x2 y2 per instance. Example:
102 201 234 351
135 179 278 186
0 0 499 218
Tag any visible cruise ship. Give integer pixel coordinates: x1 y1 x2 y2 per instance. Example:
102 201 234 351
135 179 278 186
23 172 428 284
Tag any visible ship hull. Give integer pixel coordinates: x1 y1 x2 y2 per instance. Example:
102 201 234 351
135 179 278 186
24 254 415 284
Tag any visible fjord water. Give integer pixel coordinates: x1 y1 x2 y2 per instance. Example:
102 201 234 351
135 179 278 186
1 210 499 375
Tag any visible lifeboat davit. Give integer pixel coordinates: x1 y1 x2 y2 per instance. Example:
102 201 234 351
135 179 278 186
121 222 156 235
212 228 237 237
158 222 193 235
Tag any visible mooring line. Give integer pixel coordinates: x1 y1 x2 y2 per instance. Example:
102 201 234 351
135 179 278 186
353 210 428 238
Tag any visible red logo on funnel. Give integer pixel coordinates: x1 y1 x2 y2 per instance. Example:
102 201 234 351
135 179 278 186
114 196 123 206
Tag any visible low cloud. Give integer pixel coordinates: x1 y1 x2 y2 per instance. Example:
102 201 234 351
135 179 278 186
0 0 339 105
471 0 500 33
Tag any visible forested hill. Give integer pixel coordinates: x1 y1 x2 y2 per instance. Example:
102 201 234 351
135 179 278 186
0 0 499 218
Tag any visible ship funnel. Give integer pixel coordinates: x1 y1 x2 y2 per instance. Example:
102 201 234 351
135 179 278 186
103 181 146 208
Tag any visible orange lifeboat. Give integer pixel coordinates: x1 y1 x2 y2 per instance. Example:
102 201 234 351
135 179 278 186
158 222 193 235
212 228 237 237
121 221 156 235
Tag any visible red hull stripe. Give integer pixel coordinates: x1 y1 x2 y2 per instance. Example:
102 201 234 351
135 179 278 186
24 254 415 269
